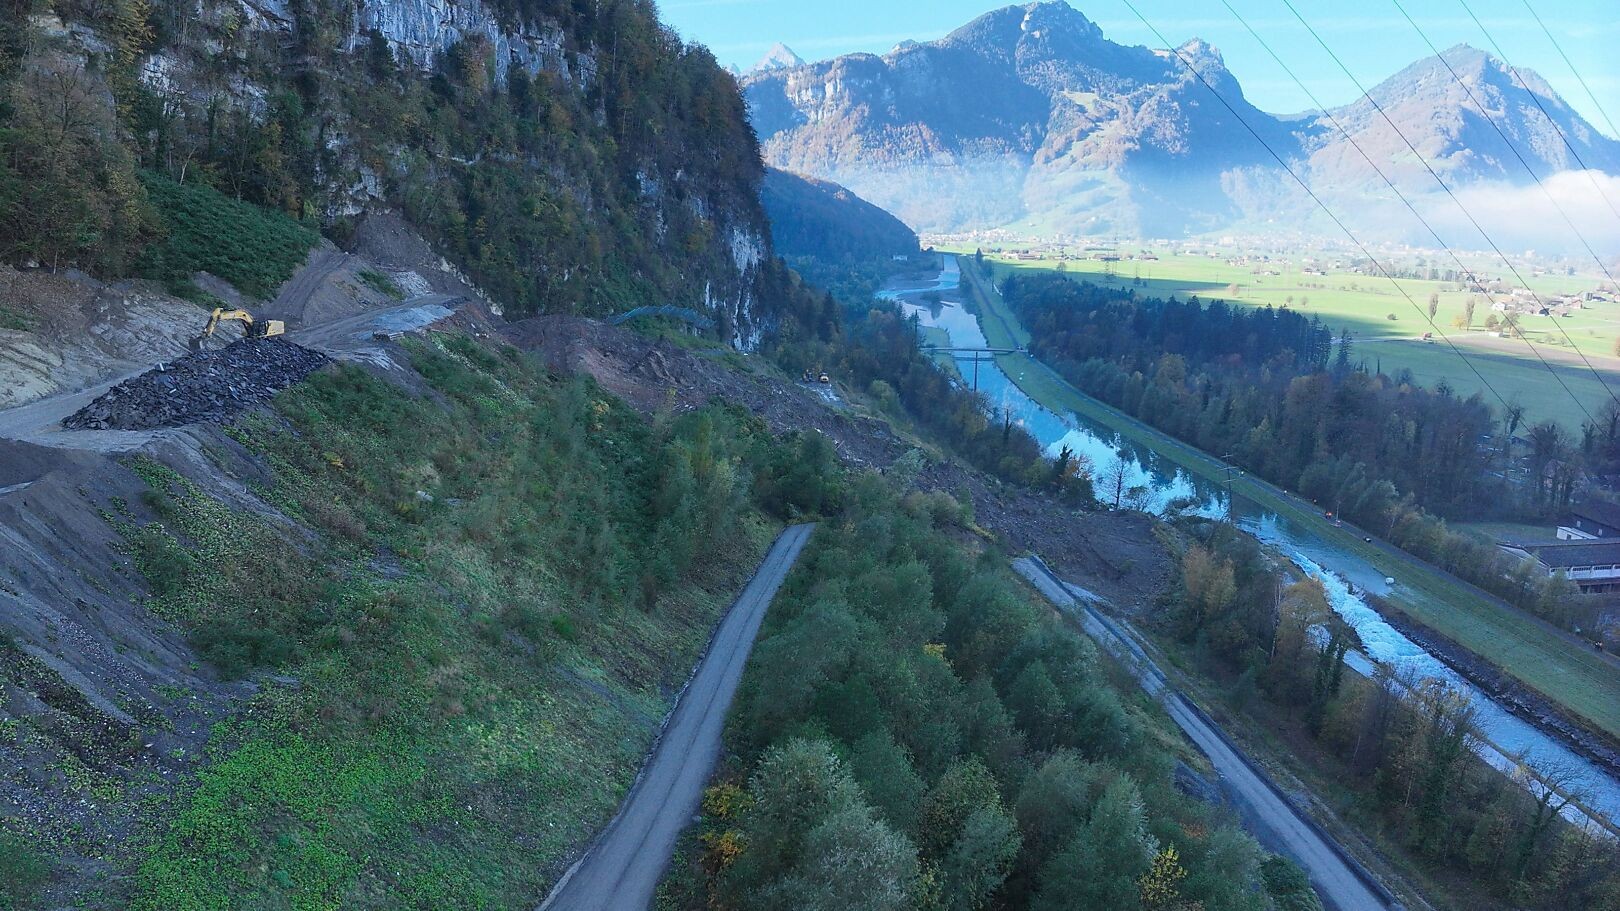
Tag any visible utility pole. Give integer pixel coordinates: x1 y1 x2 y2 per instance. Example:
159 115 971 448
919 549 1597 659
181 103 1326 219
1218 453 1243 524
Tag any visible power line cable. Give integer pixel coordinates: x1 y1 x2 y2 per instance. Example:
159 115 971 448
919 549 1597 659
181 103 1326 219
1273 0 1615 421
1389 0 1620 411
1393 0 1620 289
1457 0 1620 226
1218 0 1603 427
1519 0 1620 143
1113 0 1515 416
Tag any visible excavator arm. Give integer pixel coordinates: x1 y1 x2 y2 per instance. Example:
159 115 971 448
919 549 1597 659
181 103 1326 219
190 308 286 351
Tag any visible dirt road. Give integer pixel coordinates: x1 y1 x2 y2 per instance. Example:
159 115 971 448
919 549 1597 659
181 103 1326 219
538 523 816 911
0 295 463 449
1015 557 1400 911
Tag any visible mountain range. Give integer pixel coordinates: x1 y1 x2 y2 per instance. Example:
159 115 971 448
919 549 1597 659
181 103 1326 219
742 2 1620 243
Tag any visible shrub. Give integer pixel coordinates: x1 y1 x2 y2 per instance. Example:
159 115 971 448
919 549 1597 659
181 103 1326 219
0 832 49 909
134 173 318 300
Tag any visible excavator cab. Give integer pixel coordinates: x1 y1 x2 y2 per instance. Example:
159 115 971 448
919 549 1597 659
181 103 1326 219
190 308 286 352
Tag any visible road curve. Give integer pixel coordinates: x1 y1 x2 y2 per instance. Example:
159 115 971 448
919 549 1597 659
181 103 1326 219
538 523 817 911
1015 557 1400 911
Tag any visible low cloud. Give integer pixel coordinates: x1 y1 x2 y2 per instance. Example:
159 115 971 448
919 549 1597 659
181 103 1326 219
1423 170 1620 259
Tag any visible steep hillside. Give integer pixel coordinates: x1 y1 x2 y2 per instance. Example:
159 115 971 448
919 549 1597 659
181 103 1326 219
760 168 920 263
0 0 776 345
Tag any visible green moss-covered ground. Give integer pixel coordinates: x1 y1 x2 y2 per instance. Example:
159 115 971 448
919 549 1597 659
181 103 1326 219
115 334 832 910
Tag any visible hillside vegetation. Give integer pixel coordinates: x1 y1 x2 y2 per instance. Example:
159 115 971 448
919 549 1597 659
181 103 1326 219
135 173 320 300
115 334 826 909
1 0 769 331
659 473 1322 911
761 169 920 263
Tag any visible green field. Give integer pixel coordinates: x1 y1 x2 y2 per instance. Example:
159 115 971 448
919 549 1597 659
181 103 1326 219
955 257 1620 745
952 245 1620 431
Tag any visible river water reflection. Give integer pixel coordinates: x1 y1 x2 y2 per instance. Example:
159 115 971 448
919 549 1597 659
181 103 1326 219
882 254 1620 824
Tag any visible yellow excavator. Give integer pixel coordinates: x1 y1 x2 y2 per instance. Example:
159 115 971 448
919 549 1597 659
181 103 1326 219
190 308 285 352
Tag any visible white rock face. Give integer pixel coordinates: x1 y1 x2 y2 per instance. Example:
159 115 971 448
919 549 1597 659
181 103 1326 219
722 227 767 351
347 0 595 87
130 0 761 342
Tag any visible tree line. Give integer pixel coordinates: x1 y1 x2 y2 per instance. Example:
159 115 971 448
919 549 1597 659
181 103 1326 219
1003 273 1597 634
763 259 1091 501
659 474 1324 911
1172 523 1620 910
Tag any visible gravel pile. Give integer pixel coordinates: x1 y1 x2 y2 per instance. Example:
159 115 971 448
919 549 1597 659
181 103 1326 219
64 339 330 431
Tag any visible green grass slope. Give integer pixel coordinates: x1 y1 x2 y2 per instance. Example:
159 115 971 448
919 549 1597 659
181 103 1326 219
135 174 320 301
112 334 842 910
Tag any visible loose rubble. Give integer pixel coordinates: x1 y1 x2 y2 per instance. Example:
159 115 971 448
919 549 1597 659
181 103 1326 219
63 339 330 431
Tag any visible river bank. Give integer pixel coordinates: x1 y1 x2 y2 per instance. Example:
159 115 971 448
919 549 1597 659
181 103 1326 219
885 253 1620 828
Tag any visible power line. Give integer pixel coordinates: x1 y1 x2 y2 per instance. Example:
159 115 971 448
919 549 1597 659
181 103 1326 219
1218 0 1604 427
1519 0 1620 144
1457 0 1620 227
1419 0 1620 262
1389 0 1620 407
1113 0 1515 417
1271 0 1615 422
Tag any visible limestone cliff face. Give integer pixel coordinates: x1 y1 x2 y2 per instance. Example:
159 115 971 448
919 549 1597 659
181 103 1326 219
115 0 770 345
348 0 592 85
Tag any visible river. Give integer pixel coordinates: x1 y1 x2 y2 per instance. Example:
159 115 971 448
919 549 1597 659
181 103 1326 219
881 254 1620 826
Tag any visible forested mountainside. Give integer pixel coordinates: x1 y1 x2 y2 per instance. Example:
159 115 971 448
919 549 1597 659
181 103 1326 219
760 168 920 263
0 0 777 344
742 2 1620 239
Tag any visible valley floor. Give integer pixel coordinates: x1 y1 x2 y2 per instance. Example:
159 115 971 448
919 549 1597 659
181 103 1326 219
956 257 1620 754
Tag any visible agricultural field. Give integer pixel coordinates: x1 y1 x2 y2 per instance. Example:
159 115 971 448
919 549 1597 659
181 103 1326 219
951 243 1620 431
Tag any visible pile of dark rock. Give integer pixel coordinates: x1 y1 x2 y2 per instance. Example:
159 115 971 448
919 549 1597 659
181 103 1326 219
64 339 331 431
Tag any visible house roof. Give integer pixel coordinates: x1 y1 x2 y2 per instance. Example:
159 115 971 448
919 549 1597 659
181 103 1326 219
1570 499 1620 531
1503 540 1620 569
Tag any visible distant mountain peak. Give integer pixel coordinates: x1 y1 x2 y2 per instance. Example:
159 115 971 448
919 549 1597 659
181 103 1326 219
750 43 805 74
741 2 1620 244
945 1 1102 49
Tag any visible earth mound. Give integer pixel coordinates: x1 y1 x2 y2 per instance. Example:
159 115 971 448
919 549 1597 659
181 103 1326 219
63 339 330 431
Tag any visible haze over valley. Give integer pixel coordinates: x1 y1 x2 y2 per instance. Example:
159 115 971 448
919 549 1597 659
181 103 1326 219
742 2 1620 253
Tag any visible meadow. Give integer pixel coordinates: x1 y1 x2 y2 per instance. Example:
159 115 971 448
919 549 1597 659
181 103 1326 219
958 245 1620 431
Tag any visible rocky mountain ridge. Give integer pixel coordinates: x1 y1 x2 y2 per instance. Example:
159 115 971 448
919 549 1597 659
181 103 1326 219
749 42 805 74
744 1 1620 240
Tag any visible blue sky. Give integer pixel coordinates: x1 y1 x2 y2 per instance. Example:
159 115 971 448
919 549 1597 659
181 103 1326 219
658 0 1619 136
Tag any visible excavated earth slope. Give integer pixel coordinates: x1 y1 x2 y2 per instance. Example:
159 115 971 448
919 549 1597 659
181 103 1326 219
63 339 330 431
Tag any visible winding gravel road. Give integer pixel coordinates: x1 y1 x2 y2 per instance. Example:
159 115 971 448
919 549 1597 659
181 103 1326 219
1016 556 1400 911
538 523 816 911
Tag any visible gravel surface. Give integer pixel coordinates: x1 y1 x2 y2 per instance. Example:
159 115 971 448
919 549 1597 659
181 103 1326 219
63 339 329 431
538 525 815 911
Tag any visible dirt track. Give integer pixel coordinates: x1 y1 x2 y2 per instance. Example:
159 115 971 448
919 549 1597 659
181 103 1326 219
1018 558 1398 911
537 524 815 911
